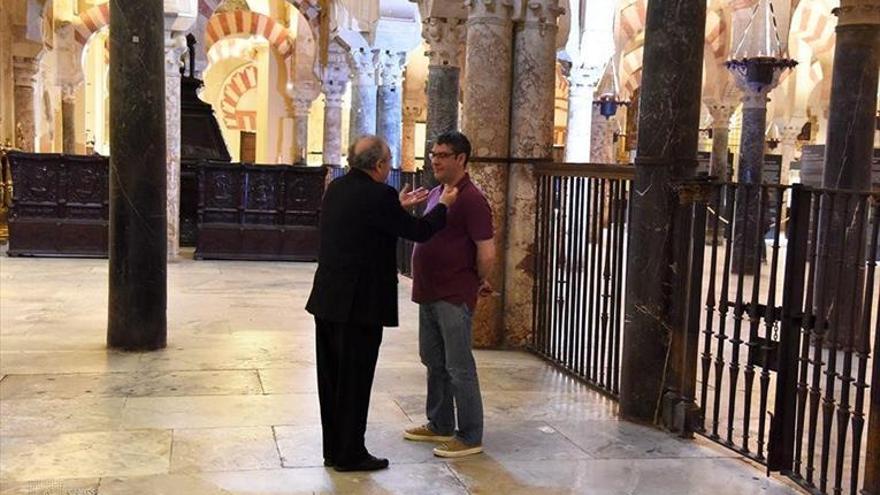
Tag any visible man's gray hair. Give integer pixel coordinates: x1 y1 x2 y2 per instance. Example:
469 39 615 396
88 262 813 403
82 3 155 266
347 135 388 171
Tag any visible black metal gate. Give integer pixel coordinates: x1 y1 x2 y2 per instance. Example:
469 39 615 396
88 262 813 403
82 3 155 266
531 163 634 396
683 182 879 495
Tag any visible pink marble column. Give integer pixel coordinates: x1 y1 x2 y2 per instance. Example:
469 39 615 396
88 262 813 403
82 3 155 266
165 33 189 259
12 57 39 152
401 105 421 172
461 0 514 347
504 0 562 347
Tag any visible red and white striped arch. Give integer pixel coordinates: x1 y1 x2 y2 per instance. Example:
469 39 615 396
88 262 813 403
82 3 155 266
615 0 646 99
220 64 259 131
205 10 294 59
72 0 313 54
73 3 110 47
620 45 644 97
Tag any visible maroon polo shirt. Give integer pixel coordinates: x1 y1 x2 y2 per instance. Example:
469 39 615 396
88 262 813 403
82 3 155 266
411 173 494 311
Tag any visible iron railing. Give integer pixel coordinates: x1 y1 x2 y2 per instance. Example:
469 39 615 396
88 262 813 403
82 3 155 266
531 163 634 397
679 181 880 495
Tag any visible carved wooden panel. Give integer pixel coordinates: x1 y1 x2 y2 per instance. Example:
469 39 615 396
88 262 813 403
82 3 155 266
196 162 325 261
6 152 109 257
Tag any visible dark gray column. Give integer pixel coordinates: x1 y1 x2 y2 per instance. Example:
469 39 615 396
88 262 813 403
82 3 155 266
619 0 706 422
376 50 405 169
817 4 880 351
422 16 465 187
107 0 167 350
822 11 879 190
737 105 767 185
726 57 793 275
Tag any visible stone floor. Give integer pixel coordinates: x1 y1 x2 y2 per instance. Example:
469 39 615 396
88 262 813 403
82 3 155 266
0 252 805 494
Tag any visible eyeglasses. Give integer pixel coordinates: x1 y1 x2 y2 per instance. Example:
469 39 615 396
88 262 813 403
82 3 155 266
428 151 457 160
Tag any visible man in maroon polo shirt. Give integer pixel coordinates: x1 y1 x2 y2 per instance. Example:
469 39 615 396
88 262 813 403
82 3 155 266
402 131 496 458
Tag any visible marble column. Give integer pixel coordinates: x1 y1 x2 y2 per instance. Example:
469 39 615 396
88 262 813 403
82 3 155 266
422 16 465 187
735 90 774 185
590 103 616 163
321 42 350 166
705 100 737 181
292 96 311 164
107 0 167 350
564 65 599 162
822 2 879 190
401 105 420 172
620 0 706 422
505 0 562 347
817 1 880 356
462 0 513 348
348 47 378 143
376 50 405 169
728 59 792 275
12 57 39 152
165 33 188 260
61 84 78 154
778 118 806 185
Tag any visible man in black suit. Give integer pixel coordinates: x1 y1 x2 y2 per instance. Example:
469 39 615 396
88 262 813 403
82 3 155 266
306 135 458 472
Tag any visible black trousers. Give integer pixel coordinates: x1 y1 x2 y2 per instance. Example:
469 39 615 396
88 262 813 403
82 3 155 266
315 317 383 465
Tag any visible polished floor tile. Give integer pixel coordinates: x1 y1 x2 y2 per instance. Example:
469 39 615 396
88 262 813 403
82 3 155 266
0 254 806 494
170 426 281 473
0 369 263 400
0 429 171 482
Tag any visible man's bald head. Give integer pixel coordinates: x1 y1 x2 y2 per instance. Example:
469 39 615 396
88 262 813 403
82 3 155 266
348 135 390 171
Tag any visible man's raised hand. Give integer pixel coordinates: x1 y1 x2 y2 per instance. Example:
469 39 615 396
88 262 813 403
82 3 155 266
399 184 431 208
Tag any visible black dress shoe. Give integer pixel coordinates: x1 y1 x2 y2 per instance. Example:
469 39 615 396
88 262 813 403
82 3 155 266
332 454 389 472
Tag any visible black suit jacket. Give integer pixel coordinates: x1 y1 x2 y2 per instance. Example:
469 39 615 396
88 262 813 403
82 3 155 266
306 168 447 327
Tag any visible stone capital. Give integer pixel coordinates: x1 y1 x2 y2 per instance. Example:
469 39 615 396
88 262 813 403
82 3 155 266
704 100 738 128
834 2 880 26
566 63 601 97
464 0 514 23
348 47 378 86
517 0 564 27
164 32 188 75
12 56 40 88
292 96 313 117
422 17 465 67
321 42 351 105
376 50 406 88
60 82 81 102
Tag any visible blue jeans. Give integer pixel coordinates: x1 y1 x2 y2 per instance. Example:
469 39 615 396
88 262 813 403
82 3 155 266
419 301 484 446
